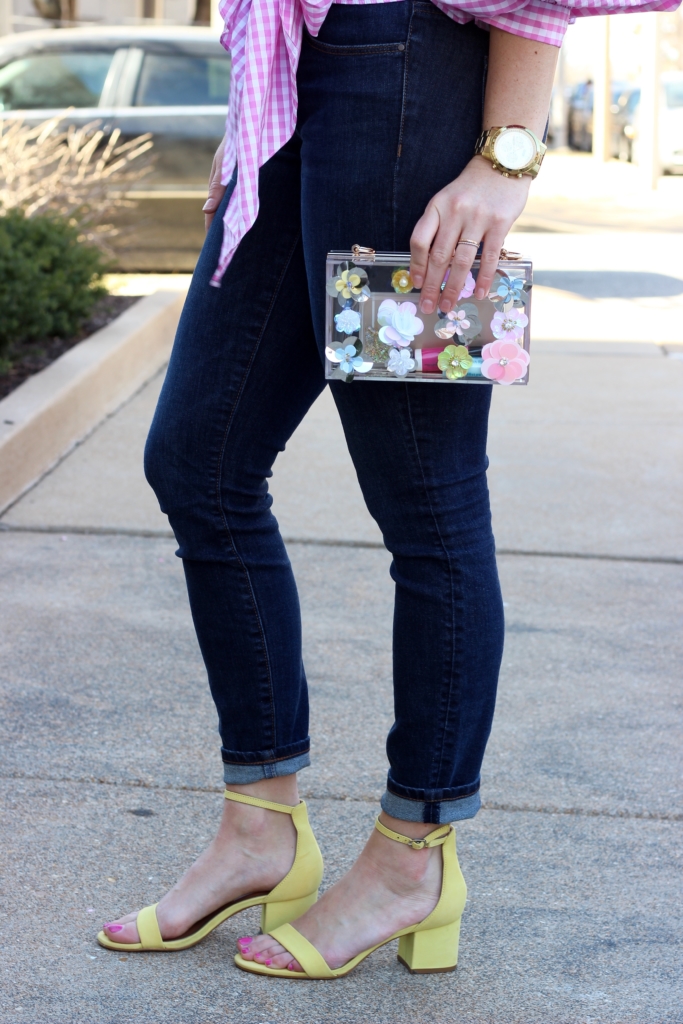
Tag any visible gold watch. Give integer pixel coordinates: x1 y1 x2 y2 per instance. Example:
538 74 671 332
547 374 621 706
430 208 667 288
474 125 546 179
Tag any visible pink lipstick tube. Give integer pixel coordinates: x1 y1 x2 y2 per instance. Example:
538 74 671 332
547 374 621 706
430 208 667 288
414 346 447 374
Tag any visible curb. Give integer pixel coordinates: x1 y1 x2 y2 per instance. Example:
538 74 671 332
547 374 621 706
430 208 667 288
0 289 186 514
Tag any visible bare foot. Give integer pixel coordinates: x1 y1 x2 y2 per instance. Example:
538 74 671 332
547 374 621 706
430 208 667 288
101 779 298 944
237 813 443 972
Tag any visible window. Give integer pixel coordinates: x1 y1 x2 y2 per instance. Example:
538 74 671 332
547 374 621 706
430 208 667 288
135 51 230 107
0 51 115 111
665 80 683 109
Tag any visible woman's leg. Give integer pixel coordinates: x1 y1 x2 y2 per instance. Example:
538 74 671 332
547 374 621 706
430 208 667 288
102 138 326 943
243 0 502 969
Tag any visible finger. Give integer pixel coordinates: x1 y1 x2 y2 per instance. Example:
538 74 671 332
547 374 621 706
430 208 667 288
418 219 461 315
203 177 227 232
473 230 507 300
203 142 227 232
439 235 482 311
409 202 440 290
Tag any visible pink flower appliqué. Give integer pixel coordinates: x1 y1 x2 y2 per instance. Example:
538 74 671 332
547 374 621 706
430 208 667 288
481 340 530 385
490 309 528 343
441 269 476 300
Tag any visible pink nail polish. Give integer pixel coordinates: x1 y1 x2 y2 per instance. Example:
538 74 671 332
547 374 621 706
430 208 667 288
287 962 295 970
264 959 272 966
106 924 124 933
238 936 252 943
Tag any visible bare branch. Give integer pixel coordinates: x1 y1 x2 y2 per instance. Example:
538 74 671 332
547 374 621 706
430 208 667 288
0 114 155 254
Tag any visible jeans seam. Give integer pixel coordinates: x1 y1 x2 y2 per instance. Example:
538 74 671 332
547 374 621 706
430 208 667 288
386 786 478 803
402 386 462 792
305 38 406 56
222 749 310 766
392 8 415 247
213 231 303 751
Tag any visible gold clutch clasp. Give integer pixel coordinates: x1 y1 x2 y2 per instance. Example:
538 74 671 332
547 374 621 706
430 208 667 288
351 244 376 262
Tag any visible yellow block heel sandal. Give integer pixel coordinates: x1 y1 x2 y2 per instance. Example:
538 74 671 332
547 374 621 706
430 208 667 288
234 817 467 979
97 789 324 952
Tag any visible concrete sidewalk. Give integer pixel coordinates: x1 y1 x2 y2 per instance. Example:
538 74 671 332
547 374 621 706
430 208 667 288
1 237 682 1024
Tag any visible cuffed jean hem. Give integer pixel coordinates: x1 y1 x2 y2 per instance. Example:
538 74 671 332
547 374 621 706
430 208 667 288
381 789 481 824
222 751 311 784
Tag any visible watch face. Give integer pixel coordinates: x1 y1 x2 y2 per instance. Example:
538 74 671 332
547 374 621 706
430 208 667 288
493 128 536 171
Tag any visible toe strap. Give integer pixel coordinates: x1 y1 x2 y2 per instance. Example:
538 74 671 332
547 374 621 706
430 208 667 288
136 904 164 949
269 923 335 979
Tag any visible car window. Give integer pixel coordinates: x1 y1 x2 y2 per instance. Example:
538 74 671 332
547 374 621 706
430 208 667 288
665 81 683 109
0 51 115 110
135 51 229 107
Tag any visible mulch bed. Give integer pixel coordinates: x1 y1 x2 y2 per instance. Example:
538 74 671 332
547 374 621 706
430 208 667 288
0 294 139 403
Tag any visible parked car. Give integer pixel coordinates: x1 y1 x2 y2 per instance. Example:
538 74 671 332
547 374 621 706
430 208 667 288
618 73 683 174
566 79 629 154
566 80 594 151
0 26 230 269
610 86 640 162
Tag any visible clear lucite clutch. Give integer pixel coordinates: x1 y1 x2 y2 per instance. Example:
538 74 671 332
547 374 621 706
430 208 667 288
325 246 532 385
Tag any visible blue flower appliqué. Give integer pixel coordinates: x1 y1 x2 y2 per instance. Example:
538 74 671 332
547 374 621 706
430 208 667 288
334 308 362 335
494 276 526 307
335 344 365 374
325 337 373 379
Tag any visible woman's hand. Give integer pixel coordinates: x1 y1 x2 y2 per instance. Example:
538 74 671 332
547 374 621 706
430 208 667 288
410 154 530 313
202 135 227 233
410 26 558 314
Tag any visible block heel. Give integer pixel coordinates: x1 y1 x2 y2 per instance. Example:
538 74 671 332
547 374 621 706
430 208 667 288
260 890 319 932
397 918 461 974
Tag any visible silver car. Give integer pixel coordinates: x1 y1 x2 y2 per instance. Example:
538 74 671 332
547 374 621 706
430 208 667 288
0 25 230 269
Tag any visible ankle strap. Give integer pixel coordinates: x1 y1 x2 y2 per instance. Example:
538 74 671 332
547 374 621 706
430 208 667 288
375 817 452 850
224 789 299 814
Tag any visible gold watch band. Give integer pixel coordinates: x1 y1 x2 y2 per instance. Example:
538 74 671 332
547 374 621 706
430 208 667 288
475 125 546 179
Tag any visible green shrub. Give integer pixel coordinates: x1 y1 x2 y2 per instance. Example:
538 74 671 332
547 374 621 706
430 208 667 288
0 212 107 357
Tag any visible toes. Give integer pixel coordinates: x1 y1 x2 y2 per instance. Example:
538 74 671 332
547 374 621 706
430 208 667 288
237 935 291 968
266 949 296 969
252 939 285 962
103 918 140 944
237 934 270 961
235 934 303 973
116 912 139 925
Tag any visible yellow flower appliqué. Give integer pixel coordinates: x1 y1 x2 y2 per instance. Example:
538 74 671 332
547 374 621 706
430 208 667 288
391 268 413 294
437 344 473 380
336 269 365 300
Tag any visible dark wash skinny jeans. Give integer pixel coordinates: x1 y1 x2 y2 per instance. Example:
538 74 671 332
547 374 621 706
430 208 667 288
144 1 504 824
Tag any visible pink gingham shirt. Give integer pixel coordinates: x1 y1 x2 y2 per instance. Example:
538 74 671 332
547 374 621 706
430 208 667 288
211 0 680 285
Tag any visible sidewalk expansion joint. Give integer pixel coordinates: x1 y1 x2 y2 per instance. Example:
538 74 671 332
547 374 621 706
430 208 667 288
1 523 681 566
2 773 681 822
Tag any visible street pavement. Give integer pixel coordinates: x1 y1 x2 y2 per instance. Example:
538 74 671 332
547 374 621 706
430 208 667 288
0 229 682 1024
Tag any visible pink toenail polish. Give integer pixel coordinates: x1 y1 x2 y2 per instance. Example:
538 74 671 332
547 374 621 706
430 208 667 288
238 936 252 944
287 962 295 970
264 959 272 965
106 924 124 933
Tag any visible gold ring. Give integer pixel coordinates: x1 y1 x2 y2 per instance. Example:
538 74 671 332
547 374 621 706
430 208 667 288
457 239 480 247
